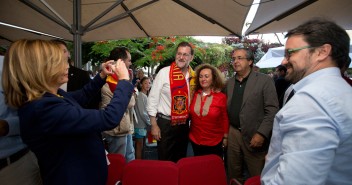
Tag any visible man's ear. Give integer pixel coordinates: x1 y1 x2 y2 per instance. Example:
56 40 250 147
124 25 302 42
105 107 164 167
316 44 332 61
249 60 253 67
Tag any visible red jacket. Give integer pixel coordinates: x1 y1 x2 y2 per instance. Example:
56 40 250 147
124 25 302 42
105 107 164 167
189 90 229 146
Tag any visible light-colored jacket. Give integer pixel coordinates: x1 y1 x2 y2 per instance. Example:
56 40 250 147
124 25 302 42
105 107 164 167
100 83 135 136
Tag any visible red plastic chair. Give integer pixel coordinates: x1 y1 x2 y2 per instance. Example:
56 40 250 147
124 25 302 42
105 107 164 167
106 153 126 185
177 155 227 185
122 159 178 185
244 176 261 185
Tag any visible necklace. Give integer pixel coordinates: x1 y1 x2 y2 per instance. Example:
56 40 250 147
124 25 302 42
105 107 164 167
56 94 63 98
202 90 210 96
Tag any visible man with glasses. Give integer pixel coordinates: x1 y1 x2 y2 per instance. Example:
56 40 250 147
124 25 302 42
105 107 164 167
261 19 352 184
147 42 196 162
225 48 279 183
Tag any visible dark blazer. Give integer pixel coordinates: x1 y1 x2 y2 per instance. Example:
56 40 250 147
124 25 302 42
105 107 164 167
67 65 91 92
67 65 101 109
19 77 134 185
275 77 291 108
225 71 279 152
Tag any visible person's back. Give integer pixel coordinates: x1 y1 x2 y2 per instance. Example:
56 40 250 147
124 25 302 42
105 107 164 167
322 73 352 184
0 55 42 185
302 69 352 184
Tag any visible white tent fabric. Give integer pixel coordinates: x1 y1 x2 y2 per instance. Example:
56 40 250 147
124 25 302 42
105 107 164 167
256 45 352 68
246 0 352 35
0 0 253 42
256 47 284 68
0 0 253 66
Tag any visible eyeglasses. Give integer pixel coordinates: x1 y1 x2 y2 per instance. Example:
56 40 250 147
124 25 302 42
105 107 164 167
176 52 191 58
284 46 314 60
231 57 248 63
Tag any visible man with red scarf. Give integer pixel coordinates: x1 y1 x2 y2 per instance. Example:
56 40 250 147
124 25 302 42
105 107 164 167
147 42 196 162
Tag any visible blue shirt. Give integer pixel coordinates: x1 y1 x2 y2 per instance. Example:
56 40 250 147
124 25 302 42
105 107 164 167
261 67 352 185
0 58 27 159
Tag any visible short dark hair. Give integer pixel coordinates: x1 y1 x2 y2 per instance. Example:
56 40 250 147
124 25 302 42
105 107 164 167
140 76 150 84
285 19 350 69
176 42 194 55
108 47 130 61
276 65 287 73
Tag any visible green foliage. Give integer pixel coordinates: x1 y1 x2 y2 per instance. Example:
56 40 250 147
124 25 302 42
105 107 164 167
134 36 205 70
203 44 233 66
86 36 281 77
90 39 148 65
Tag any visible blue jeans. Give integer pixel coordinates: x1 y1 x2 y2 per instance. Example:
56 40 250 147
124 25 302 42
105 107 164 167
105 134 135 162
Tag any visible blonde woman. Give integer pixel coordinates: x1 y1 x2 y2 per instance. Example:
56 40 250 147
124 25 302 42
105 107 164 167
2 39 133 185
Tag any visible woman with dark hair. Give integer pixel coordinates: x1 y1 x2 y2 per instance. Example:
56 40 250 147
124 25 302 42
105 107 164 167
189 64 229 158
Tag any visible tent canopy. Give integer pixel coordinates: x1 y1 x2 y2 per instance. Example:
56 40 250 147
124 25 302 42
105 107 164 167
0 0 254 66
246 0 352 35
0 0 254 41
256 45 352 69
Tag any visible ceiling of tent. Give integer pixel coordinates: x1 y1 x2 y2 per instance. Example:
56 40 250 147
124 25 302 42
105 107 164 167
0 0 254 42
246 0 352 35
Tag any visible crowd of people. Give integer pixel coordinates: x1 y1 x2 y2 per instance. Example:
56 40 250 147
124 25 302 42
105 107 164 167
1 18 351 185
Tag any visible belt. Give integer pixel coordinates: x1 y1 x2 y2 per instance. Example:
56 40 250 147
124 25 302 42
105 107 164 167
0 148 29 171
157 113 171 121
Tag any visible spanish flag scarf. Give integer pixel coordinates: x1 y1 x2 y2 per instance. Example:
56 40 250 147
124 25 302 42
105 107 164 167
106 69 133 92
169 62 196 125
106 73 119 92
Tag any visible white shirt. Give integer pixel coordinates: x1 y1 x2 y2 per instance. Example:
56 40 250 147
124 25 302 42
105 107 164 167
147 66 190 117
261 67 352 185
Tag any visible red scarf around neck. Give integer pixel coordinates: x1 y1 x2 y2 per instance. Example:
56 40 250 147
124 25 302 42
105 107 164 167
169 62 193 125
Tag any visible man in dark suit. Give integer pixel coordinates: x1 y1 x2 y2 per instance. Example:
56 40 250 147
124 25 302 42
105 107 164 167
225 48 279 184
67 58 91 92
53 40 100 109
274 65 291 108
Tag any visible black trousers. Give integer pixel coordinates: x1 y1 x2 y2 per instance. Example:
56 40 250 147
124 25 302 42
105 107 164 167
157 117 189 163
190 140 223 158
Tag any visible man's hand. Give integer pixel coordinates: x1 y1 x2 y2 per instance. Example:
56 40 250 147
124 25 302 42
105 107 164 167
150 116 161 141
249 133 265 148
